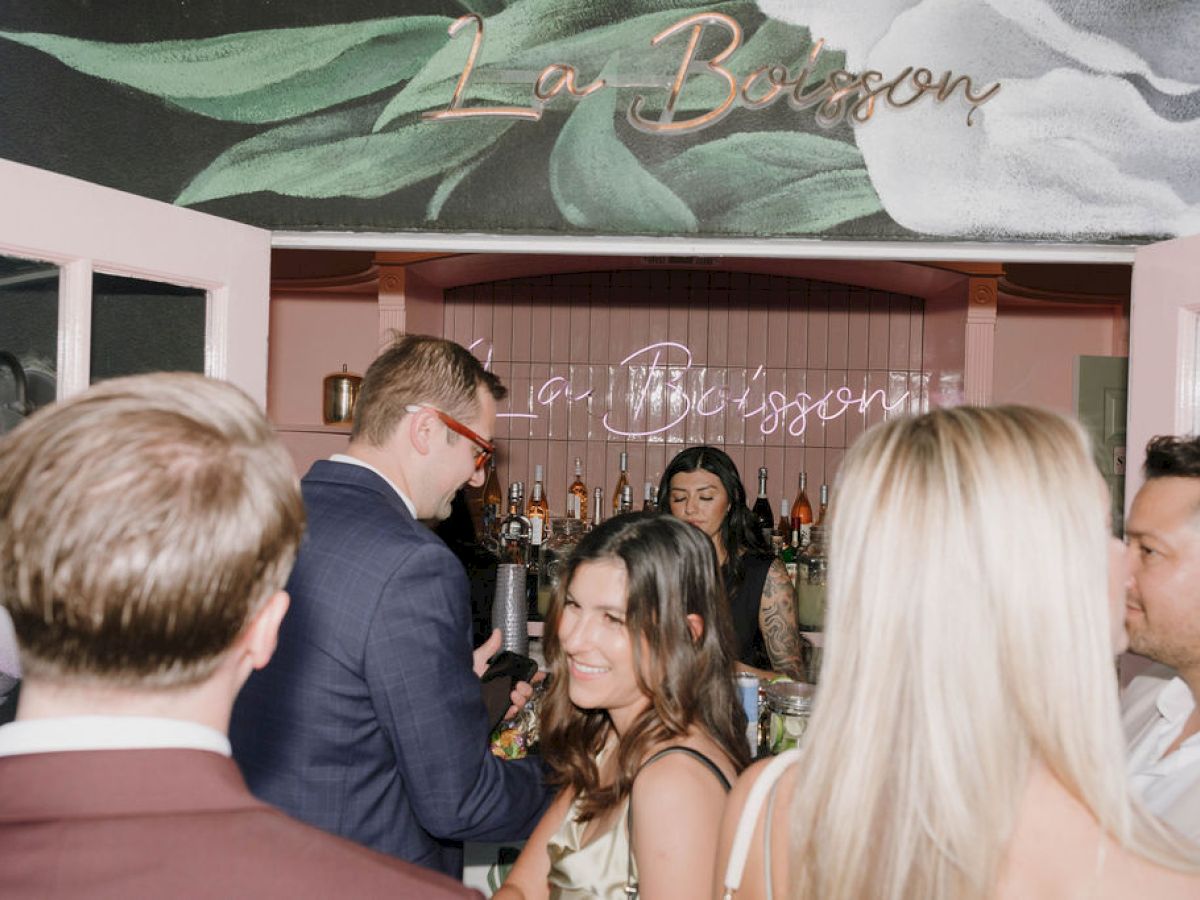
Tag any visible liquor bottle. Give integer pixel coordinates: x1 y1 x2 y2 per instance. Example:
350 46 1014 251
780 528 800 581
775 498 790 543
611 451 629 516
499 483 531 565
590 487 604 530
527 466 549 549
771 498 788 553
751 466 774 543
642 481 657 513
619 483 634 514
796 525 828 631
481 458 502 541
816 483 830 526
568 457 588 521
532 464 551 523
790 472 814 550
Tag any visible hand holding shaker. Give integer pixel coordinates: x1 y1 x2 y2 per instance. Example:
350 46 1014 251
492 563 528 656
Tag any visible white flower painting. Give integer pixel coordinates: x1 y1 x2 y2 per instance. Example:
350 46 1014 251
758 0 1200 238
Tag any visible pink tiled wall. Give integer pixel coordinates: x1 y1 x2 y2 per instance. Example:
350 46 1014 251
444 269 926 517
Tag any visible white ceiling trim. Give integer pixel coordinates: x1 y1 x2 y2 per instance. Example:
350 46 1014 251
271 231 1139 264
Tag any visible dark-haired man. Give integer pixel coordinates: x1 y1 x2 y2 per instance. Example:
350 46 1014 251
231 335 548 877
1122 434 1200 842
0 373 479 899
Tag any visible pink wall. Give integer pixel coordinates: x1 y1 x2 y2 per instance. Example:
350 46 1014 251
992 300 1126 414
268 290 378 471
443 269 924 514
266 255 1129 532
268 291 379 425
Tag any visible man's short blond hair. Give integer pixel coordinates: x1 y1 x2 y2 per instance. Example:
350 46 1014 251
351 334 506 446
0 373 305 688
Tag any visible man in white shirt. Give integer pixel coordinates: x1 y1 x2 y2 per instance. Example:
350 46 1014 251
1122 434 1200 843
0 373 480 899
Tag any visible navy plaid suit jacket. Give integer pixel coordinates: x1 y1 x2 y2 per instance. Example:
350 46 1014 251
230 461 549 877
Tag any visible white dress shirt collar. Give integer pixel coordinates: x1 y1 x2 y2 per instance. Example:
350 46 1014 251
329 454 417 518
0 715 231 758
1155 675 1196 724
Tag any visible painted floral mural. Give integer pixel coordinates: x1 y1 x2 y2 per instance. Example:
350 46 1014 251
0 0 1192 241
759 0 1200 239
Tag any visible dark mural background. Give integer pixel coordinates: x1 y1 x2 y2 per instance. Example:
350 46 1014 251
0 1 1193 241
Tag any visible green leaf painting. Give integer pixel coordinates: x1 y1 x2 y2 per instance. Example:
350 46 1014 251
653 134 880 231
177 105 516 205
550 58 697 233
0 0 889 237
0 18 451 124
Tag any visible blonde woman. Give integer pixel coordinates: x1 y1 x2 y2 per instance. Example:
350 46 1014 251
715 406 1200 900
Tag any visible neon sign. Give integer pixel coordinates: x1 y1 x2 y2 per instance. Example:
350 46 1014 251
469 338 912 439
422 13 1001 133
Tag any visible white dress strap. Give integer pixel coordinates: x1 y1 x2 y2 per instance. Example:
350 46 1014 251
721 749 802 899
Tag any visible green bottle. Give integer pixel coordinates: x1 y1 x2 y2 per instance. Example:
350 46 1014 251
780 528 800 582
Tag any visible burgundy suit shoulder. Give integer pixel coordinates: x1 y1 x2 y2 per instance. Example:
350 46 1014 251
0 749 482 899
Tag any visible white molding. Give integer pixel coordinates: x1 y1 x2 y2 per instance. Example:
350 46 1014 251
271 231 1140 264
57 259 92 399
206 285 230 383
377 265 407 346
964 277 999 406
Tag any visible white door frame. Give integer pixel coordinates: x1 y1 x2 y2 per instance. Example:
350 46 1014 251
0 159 272 406
1126 234 1200 509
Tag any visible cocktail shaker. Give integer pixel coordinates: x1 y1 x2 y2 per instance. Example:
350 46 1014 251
491 564 528 655
322 364 361 425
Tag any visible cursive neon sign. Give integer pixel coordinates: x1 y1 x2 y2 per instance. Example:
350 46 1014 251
422 13 1001 133
475 338 911 439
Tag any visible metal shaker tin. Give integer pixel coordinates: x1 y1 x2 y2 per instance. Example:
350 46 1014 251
322 364 361 425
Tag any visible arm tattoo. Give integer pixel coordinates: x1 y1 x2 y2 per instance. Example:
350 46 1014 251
760 561 805 680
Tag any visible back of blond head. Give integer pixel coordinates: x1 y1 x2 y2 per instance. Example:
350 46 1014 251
351 334 505 446
788 405 1194 900
0 373 304 688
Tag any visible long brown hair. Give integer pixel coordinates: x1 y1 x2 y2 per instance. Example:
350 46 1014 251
540 512 751 821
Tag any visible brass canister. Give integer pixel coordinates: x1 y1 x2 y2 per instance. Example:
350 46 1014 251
322 364 362 425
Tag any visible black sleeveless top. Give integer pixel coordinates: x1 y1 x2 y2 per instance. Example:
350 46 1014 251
723 552 774 670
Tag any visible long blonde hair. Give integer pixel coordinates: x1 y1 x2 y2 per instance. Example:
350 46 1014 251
787 405 1196 900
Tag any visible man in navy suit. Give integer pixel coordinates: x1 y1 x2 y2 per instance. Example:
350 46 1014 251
231 335 549 878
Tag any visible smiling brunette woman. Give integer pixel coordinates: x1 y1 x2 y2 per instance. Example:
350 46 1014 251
659 446 805 681
494 513 750 900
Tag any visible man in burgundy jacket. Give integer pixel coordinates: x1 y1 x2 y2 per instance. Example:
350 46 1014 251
0 373 481 900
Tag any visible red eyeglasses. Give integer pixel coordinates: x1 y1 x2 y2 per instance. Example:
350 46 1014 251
406 404 495 470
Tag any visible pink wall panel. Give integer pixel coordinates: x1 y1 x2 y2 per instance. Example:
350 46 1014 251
888 296 912 369
807 291 830 370
826 288 850 370
992 302 1121 416
867 292 891 369
267 292 379 426
444 270 924 512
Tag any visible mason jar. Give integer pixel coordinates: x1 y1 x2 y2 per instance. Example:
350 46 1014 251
763 680 815 755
